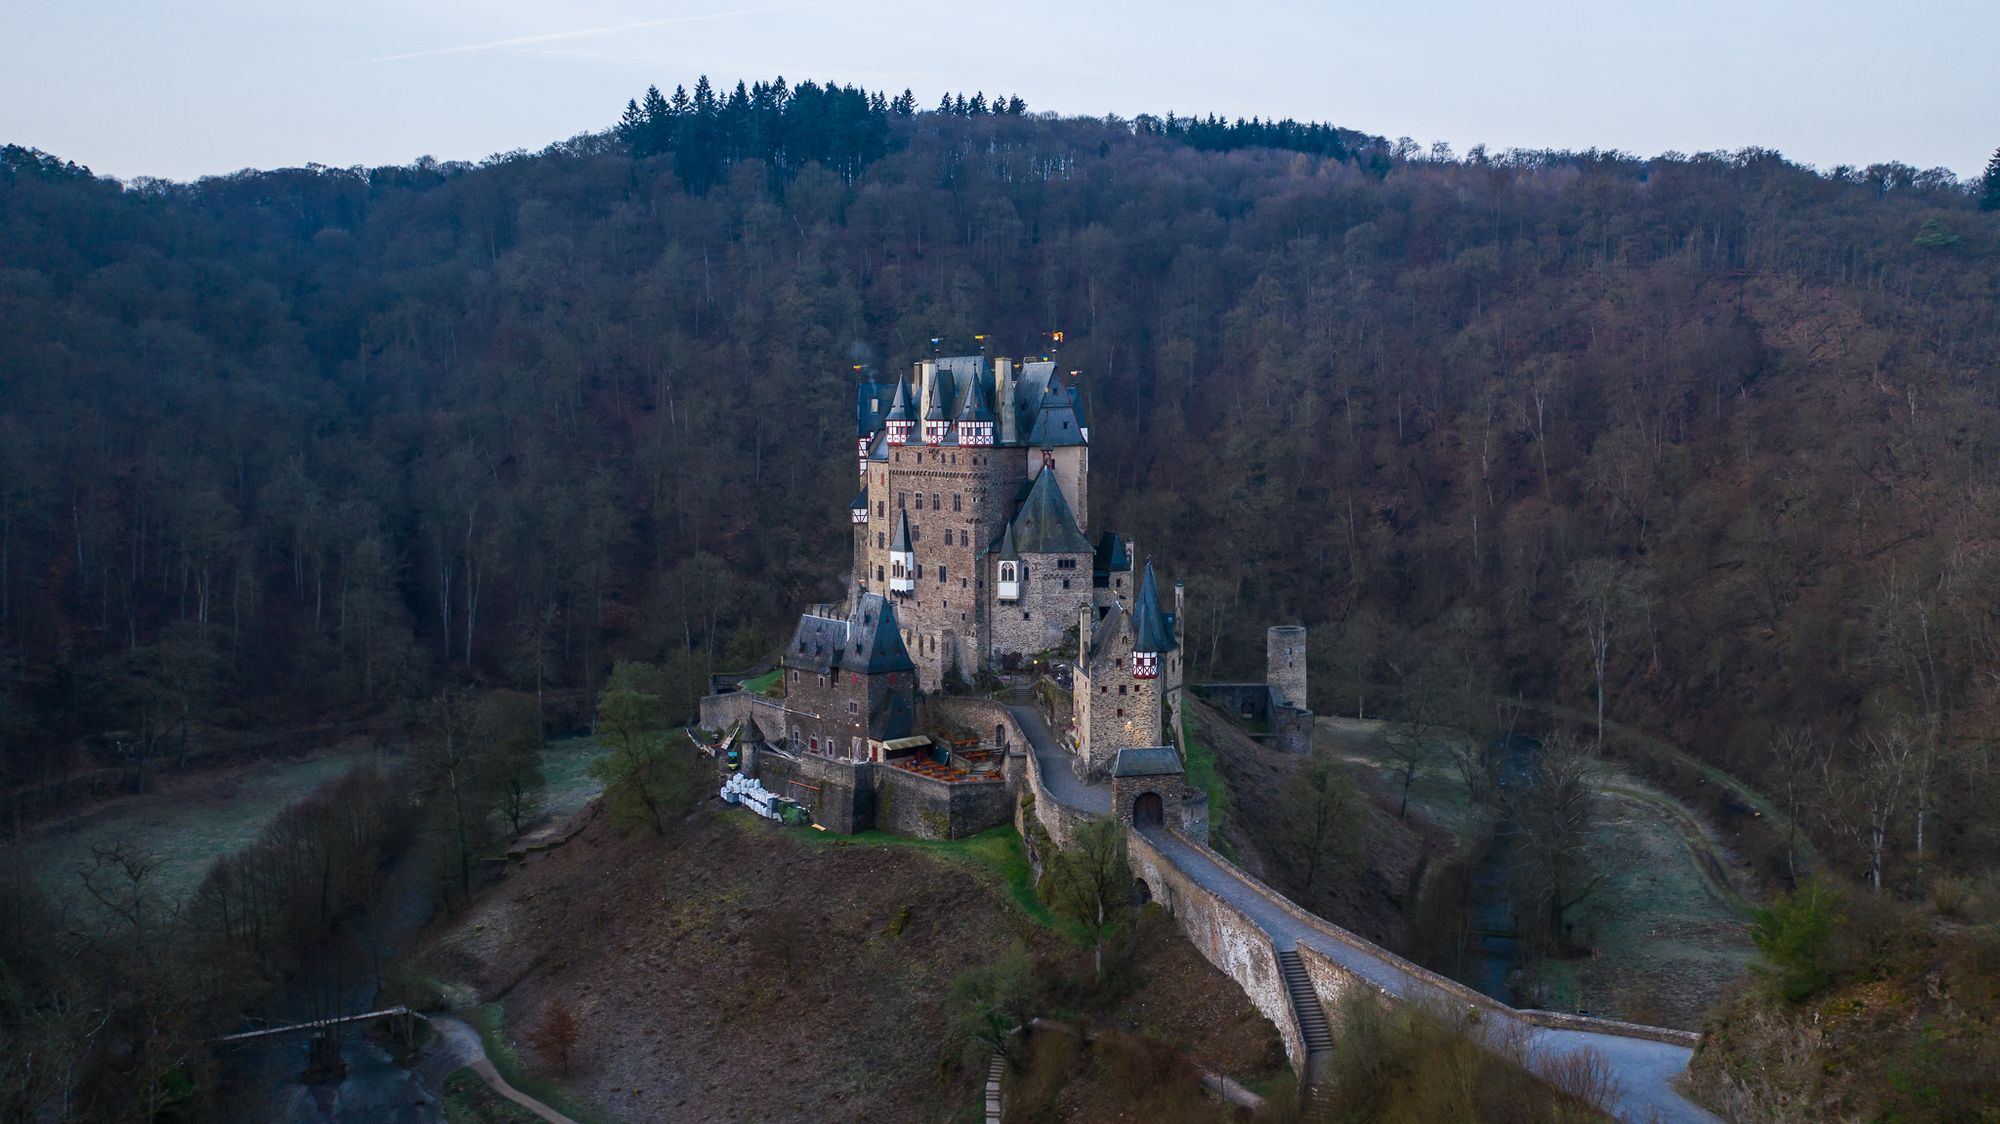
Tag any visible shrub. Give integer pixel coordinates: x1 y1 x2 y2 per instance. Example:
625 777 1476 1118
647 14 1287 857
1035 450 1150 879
1750 876 1846 1002
1928 876 1972 919
525 997 581 1075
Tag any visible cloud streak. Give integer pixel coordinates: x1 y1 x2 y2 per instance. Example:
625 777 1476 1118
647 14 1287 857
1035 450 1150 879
357 3 820 65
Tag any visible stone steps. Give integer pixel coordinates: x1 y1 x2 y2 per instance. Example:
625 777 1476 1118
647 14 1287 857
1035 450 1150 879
1277 947 1336 1121
985 1053 1006 1123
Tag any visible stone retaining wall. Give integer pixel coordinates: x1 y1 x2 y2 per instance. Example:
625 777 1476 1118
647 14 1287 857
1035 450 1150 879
1126 830 1304 1071
698 689 787 743
933 696 1089 850
1161 828 1701 1050
876 765 1011 840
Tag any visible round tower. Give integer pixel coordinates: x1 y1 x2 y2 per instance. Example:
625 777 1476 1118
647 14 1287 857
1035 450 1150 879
1267 625 1308 711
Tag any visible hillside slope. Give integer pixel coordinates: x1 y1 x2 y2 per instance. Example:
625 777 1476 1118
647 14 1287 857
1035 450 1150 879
1191 699 1450 954
414 805 1280 1122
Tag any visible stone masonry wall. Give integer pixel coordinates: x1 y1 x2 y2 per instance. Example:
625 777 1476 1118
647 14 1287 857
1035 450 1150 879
1126 830 1302 1072
1272 704 1314 756
875 766 1012 840
1077 655 1161 781
698 690 788 743
933 695 1090 851
989 551 1092 661
751 750 874 834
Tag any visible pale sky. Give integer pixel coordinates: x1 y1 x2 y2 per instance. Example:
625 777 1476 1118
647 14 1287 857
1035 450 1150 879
2 0 1993 183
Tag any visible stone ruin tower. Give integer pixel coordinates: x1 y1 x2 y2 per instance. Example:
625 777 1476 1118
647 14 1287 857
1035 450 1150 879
1266 625 1315 755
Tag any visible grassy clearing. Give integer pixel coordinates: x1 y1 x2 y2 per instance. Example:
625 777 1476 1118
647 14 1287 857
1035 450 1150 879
1528 784 1756 1025
739 668 783 697
537 736 606 822
461 1002 614 1124
1329 717 1754 1026
12 749 377 905
1179 724 1235 859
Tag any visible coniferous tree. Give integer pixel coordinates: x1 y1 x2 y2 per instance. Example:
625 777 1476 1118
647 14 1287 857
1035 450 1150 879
1981 146 2000 211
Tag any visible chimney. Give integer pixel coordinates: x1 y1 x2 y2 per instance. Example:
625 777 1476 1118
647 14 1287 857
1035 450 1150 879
997 358 1017 446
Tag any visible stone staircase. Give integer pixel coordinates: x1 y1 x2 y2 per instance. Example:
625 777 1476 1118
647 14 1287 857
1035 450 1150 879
1276 946 1335 1120
984 1053 1006 1123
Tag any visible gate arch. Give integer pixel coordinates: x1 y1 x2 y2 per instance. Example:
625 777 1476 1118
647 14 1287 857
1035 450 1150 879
1133 791 1164 828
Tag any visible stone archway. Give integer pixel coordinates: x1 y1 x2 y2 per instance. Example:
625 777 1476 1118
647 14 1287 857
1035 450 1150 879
1133 791 1164 828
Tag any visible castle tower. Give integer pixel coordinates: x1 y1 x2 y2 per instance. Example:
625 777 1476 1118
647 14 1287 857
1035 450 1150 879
1073 559 1180 781
1267 625 1308 711
956 376 996 446
884 377 913 446
889 509 915 595
1130 563 1174 681
1091 532 1131 614
844 348 1098 691
995 524 1022 602
922 364 952 445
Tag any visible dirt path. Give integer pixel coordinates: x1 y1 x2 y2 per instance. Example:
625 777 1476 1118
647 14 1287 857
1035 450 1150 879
427 1014 578 1124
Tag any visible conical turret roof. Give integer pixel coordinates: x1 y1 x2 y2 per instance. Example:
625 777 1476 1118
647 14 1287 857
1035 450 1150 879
923 365 953 421
884 376 912 422
956 375 995 422
890 508 913 552
1131 562 1177 654
996 522 1020 562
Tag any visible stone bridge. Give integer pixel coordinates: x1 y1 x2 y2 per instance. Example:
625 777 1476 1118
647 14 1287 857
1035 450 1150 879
954 694 1715 1124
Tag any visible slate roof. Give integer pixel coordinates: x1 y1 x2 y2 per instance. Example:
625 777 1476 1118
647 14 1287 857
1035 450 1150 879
1093 532 1131 579
846 593 916 674
1131 562 1178 654
883 376 912 422
1026 379 1087 447
851 485 868 512
890 509 913 552
854 378 892 437
783 593 915 677
995 522 1020 562
1007 469 1092 555
856 355 1087 449
1112 746 1184 778
956 375 996 422
1090 599 1127 662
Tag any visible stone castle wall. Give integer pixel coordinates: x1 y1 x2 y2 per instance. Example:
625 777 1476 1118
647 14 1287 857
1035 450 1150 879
884 443 1011 689
875 766 1012 840
736 722 1013 841
1076 656 1161 781
1272 704 1314 756
698 690 788 743
988 552 1092 661
750 748 876 834
1126 830 1302 1071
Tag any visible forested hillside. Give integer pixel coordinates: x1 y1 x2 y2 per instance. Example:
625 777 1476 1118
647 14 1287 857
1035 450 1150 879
3 88 1998 892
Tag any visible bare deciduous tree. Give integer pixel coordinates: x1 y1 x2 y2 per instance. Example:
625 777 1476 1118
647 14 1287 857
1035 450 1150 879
1564 558 1642 747
1500 732 1608 949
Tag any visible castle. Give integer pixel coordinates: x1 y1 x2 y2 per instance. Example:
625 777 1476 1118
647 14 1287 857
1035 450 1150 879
848 354 1104 687
699 347 1201 836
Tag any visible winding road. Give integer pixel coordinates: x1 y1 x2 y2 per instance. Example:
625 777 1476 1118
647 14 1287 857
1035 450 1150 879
426 1015 577 1124
1007 695 1716 1123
